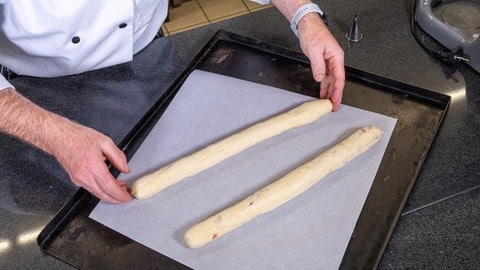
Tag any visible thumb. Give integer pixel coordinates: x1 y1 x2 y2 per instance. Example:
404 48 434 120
101 139 130 174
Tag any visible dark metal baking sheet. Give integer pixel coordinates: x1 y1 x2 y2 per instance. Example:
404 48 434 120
38 30 450 269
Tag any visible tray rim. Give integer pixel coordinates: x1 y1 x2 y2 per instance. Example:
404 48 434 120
37 29 451 270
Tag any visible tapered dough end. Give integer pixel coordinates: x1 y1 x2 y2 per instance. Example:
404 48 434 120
300 98 333 115
130 174 157 199
184 224 217 249
361 125 383 143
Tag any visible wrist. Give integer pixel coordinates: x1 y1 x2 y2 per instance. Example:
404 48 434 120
297 12 328 35
289 2 328 36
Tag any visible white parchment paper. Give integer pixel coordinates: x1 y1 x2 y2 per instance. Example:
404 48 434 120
90 70 397 270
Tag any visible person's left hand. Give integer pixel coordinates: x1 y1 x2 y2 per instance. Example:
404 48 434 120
297 13 345 111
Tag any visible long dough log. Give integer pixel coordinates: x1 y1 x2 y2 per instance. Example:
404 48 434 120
131 99 333 199
184 125 382 248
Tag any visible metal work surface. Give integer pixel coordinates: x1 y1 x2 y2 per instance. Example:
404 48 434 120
37 31 449 269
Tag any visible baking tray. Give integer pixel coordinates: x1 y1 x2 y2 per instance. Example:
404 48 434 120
38 30 450 269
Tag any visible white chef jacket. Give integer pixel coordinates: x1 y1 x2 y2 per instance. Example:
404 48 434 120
0 0 270 91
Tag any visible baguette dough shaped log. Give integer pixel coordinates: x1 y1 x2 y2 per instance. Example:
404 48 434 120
131 99 333 199
184 126 382 248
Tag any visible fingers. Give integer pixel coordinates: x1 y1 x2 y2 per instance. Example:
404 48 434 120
296 14 345 112
66 130 132 203
319 62 345 112
93 170 133 203
45 114 133 203
79 163 132 203
301 38 345 110
330 72 345 112
310 50 327 83
94 140 132 203
101 139 130 174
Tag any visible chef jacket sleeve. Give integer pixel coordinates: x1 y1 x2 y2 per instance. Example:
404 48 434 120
0 75 14 91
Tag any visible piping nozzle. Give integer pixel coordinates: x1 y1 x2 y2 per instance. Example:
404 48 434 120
346 15 362 42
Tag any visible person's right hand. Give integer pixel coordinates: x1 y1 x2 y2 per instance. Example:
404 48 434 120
49 118 133 203
0 87 132 203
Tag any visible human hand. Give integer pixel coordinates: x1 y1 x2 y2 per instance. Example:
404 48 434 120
0 87 131 203
297 13 345 111
50 119 132 203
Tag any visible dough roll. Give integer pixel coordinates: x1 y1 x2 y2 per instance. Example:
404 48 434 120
131 99 333 199
184 126 382 248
